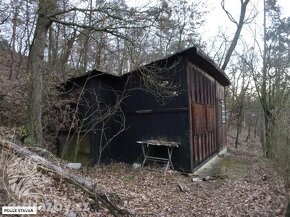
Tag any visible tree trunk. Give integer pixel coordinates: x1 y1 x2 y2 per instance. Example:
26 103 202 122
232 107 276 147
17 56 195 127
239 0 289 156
246 125 251 142
60 29 77 79
261 121 267 157
264 112 274 158
235 106 243 148
9 5 19 80
27 4 53 146
221 0 251 70
0 136 131 216
48 27 57 66
261 0 268 157
235 124 240 148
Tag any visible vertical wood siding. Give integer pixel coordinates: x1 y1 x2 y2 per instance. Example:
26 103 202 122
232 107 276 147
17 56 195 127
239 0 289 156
187 61 223 166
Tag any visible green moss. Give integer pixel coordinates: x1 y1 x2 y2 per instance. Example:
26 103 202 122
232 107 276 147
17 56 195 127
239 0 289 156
61 134 91 165
220 156 248 177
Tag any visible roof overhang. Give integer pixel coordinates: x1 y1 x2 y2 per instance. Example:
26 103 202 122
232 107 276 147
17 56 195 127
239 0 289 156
62 46 231 87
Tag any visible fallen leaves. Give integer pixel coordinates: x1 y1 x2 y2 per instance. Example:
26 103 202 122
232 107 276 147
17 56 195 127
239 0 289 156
0 128 288 216
85 131 288 216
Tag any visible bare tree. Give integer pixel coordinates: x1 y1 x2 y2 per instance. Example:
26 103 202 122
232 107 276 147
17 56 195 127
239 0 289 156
26 0 163 146
220 0 256 70
0 16 9 25
26 0 56 145
0 3 10 26
259 0 290 157
0 0 206 147
230 50 253 147
60 78 127 165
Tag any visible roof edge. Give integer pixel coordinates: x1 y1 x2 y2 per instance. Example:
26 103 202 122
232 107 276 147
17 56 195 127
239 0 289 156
195 47 231 86
62 46 231 87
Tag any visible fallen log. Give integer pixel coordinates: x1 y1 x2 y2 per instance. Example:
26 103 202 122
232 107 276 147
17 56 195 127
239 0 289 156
0 136 130 216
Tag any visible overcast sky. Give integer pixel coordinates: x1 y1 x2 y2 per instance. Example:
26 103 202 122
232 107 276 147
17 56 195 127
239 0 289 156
127 0 290 44
202 0 290 37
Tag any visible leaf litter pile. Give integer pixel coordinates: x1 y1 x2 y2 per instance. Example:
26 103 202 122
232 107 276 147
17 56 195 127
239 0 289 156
0 128 288 216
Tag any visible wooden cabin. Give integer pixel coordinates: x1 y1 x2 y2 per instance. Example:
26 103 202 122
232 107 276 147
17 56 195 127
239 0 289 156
58 46 230 172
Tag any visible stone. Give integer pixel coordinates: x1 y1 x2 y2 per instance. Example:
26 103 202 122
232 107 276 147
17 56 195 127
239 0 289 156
66 163 81 170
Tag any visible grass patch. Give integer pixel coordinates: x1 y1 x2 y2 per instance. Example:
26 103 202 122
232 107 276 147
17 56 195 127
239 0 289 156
220 156 249 178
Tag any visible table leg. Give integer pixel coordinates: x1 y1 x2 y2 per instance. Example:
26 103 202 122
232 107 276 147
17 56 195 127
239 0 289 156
141 144 146 167
141 144 151 167
164 160 170 173
167 147 174 170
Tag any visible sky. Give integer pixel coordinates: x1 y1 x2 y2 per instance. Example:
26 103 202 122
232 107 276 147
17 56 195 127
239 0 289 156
201 0 290 38
127 0 290 42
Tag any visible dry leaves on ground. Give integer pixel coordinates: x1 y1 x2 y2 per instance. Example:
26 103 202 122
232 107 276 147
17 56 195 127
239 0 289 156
0 129 288 216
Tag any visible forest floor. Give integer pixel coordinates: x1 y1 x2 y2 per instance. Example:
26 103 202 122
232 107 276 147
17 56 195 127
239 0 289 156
87 130 288 216
0 128 288 216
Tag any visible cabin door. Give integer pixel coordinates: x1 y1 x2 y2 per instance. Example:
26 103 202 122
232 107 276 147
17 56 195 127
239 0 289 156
187 63 218 167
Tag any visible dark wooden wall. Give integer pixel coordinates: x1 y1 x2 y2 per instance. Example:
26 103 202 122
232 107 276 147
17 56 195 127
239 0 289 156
118 57 192 171
86 75 125 165
60 72 125 165
59 52 228 171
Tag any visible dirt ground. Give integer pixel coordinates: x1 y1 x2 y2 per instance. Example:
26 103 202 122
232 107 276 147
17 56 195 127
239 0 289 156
0 129 288 216
86 130 287 216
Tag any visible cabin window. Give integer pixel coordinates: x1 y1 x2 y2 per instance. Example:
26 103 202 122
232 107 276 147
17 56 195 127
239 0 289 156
221 100 226 123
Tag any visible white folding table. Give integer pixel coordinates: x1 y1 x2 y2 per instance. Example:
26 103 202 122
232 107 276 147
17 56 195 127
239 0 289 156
137 140 179 172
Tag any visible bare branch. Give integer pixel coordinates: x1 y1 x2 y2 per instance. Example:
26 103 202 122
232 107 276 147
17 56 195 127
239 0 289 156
221 0 238 26
244 2 259 24
0 15 9 25
48 7 76 17
49 6 160 24
49 7 126 22
221 0 251 70
49 17 133 41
